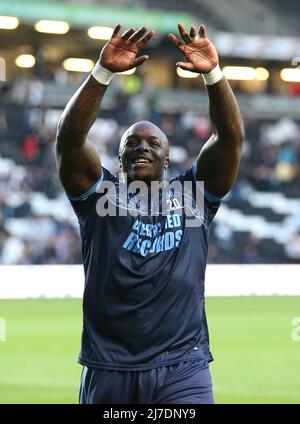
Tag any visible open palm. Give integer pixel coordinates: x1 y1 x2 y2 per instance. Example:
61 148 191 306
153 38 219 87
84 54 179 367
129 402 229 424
100 24 155 72
169 23 219 74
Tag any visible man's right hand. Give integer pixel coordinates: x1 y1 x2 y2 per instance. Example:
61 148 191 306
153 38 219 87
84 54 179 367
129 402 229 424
99 24 155 72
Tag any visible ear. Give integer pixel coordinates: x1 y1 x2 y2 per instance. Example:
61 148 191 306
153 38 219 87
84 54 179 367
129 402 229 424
164 157 169 171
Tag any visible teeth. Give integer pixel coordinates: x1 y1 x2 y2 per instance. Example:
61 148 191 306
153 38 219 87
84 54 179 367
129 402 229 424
135 159 149 163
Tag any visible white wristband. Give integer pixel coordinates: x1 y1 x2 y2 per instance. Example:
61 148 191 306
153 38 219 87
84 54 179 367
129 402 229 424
91 62 114 85
202 64 223 86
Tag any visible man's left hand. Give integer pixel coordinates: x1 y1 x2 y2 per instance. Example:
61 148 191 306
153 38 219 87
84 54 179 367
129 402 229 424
169 23 219 74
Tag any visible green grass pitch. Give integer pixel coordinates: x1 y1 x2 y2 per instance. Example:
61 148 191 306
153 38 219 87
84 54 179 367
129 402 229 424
0 297 299 404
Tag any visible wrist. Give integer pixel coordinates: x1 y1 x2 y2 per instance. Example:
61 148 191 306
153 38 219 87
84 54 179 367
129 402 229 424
91 62 114 85
202 64 223 86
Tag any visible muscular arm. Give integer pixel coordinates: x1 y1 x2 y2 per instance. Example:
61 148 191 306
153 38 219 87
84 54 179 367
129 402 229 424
56 76 106 197
169 23 244 197
56 24 154 197
196 77 244 196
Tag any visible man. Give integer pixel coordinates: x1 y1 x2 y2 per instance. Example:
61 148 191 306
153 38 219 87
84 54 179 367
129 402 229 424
56 23 243 404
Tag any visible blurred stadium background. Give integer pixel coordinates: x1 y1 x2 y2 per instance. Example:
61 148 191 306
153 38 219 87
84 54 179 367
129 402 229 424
0 0 299 404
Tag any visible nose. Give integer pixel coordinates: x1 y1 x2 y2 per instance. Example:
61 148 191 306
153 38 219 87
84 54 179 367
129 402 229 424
134 139 149 152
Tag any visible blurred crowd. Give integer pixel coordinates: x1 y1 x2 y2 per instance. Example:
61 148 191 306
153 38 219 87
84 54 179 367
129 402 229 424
0 74 300 264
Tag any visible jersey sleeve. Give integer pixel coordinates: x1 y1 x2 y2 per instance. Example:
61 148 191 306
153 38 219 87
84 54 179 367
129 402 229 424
190 163 222 226
172 164 222 228
67 167 113 225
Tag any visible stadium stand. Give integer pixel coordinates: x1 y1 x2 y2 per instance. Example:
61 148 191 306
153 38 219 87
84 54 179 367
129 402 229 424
263 0 300 36
0 70 299 265
0 0 299 265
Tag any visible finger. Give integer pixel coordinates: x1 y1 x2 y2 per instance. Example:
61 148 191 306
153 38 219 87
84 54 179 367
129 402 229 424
189 25 197 39
132 55 149 68
136 30 155 48
111 24 121 38
178 22 191 44
176 62 195 72
168 33 185 52
121 27 136 40
199 24 207 38
129 26 147 43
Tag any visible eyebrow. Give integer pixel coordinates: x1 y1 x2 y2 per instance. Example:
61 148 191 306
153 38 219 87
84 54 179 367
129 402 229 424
124 136 139 143
126 135 161 142
148 136 161 141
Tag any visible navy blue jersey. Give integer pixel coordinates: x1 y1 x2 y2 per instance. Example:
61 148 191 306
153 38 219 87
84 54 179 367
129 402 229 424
68 165 221 371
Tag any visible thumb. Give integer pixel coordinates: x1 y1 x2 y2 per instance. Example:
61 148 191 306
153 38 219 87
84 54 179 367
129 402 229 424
176 62 195 72
132 55 149 68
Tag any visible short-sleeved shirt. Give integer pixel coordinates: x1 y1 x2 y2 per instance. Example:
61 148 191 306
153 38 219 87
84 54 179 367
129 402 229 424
68 165 221 371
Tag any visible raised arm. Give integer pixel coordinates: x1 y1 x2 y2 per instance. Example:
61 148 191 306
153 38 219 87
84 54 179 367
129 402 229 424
169 23 244 197
56 24 155 197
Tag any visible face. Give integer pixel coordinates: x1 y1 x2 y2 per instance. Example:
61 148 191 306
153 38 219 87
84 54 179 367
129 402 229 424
119 121 169 184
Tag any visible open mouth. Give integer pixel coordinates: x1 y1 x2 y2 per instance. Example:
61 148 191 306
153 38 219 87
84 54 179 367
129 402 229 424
134 158 151 164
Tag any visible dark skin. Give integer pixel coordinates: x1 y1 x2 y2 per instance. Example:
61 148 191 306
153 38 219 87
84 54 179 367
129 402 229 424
119 121 169 185
169 23 244 195
56 23 244 197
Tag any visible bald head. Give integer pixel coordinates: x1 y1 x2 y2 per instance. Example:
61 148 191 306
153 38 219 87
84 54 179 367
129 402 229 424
118 120 170 184
119 121 169 154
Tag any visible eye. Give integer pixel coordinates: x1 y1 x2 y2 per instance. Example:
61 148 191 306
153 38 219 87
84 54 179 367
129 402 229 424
125 139 137 147
150 140 161 148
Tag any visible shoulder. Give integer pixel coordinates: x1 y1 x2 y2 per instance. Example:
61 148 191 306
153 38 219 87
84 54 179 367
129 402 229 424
169 166 194 184
170 164 223 209
67 167 117 224
68 167 116 202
